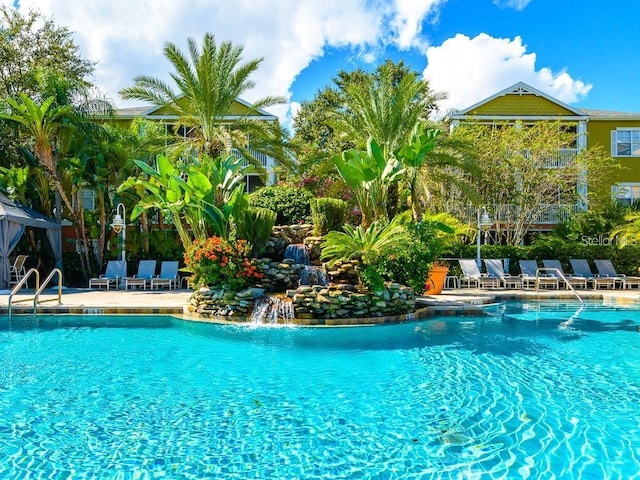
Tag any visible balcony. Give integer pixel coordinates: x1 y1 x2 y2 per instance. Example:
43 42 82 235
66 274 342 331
519 148 577 168
232 148 274 169
460 203 583 226
542 149 577 169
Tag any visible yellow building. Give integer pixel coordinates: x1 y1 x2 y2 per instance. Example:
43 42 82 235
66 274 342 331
447 81 640 228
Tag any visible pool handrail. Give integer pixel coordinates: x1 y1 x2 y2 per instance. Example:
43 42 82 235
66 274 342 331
8 268 40 320
536 267 585 308
33 268 63 312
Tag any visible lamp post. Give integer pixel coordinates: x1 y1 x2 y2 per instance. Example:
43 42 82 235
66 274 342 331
110 203 126 262
476 207 493 268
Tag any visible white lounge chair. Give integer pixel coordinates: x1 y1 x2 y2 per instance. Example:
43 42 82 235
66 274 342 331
458 259 500 289
484 259 522 289
594 259 640 289
124 260 157 290
542 260 588 289
150 261 179 290
89 260 126 290
569 259 616 290
518 260 559 290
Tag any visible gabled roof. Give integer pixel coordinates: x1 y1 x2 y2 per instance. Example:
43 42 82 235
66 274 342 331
580 108 640 120
448 81 588 120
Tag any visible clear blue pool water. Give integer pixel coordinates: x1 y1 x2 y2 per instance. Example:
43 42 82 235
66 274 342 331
0 300 639 479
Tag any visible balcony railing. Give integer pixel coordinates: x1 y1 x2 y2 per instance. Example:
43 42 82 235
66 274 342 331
518 148 577 168
542 149 577 169
531 203 582 224
231 148 274 169
460 203 583 225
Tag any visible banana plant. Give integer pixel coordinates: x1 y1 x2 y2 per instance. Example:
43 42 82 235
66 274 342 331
120 153 251 249
331 137 405 227
394 125 441 222
119 155 194 248
178 160 249 240
203 154 252 206
0 165 30 202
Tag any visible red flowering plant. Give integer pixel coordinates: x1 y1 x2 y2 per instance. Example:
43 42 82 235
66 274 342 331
184 236 263 292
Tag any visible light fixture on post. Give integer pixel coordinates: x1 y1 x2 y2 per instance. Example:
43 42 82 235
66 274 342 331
110 203 126 263
476 207 493 268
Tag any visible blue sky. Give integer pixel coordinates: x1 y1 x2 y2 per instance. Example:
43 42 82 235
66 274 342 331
5 0 640 125
291 0 639 115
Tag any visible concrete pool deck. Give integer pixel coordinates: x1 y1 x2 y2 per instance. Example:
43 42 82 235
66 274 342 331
0 286 638 317
0 287 194 315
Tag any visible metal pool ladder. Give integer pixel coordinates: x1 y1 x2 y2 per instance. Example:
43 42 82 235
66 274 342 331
536 266 585 329
536 267 585 308
7 268 63 321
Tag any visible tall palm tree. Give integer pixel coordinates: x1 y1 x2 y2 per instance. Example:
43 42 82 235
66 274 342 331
0 93 98 273
119 33 290 169
329 62 451 218
330 61 444 158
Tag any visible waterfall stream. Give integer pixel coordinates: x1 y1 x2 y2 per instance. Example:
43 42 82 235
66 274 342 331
250 296 295 324
284 244 328 287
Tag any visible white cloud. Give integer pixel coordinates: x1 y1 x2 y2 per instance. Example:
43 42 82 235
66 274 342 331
7 0 445 128
493 0 533 11
423 33 591 115
390 0 445 50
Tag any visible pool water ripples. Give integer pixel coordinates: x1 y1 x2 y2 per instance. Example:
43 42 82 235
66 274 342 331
0 304 638 478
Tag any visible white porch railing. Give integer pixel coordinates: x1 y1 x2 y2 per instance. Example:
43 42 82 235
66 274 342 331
460 203 583 225
542 149 577 169
519 148 578 168
531 203 582 224
232 148 274 169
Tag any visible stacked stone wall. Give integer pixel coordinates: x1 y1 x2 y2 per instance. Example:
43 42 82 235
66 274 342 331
256 258 302 292
287 283 415 319
324 259 360 285
189 282 415 322
188 287 264 319
263 224 319 261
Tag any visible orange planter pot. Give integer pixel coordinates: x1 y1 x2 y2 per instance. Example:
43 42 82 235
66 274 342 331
424 265 449 295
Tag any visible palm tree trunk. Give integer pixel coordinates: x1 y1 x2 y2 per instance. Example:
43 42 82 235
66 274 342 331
43 158 93 279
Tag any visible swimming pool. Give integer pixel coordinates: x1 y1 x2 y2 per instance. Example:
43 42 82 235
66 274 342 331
0 301 638 478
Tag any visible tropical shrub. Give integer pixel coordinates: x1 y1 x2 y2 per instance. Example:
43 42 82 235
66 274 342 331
183 236 262 291
377 218 455 293
120 154 250 248
331 138 405 227
554 201 629 242
235 207 277 255
321 215 409 290
310 197 348 235
249 186 312 225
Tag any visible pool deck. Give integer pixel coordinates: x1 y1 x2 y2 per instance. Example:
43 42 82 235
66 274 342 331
1 286 638 317
0 287 194 315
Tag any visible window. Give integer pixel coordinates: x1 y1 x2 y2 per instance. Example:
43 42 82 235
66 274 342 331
72 188 96 211
612 183 640 205
611 129 640 157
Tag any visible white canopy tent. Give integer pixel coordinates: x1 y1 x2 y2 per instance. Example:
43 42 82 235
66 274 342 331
0 192 61 288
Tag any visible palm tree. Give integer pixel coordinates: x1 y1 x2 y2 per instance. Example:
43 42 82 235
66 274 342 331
0 94 72 199
0 93 99 273
321 213 410 266
330 61 444 158
611 212 640 245
119 33 290 169
329 62 451 218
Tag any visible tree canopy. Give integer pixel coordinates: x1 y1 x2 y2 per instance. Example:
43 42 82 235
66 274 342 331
119 33 291 170
0 7 94 165
450 120 618 245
